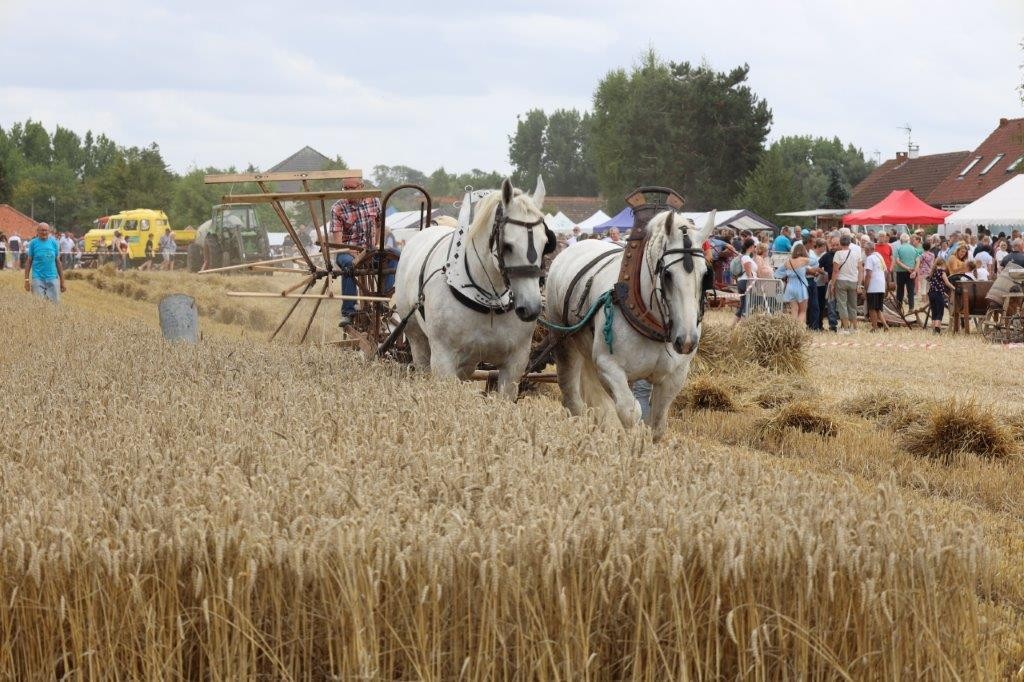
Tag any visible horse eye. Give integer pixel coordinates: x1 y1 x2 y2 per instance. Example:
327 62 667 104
504 243 513 253
663 270 673 281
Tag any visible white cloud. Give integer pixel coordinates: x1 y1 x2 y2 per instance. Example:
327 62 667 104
1 0 1021 177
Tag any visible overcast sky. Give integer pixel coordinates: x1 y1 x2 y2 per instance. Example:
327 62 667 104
1 0 1021 177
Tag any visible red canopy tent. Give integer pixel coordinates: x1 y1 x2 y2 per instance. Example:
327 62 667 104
843 189 951 226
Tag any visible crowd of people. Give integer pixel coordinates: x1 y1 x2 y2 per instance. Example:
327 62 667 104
709 224 1023 333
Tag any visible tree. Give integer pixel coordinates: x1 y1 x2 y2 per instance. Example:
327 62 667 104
52 126 85 178
170 167 227 227
590 52 772 211
508 109 547 188
823 166 850 209
769 135 872 210
736 148 799 223
509 108 598 196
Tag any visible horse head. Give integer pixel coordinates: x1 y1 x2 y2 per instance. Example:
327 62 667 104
489 176 552 322
649 210 716 355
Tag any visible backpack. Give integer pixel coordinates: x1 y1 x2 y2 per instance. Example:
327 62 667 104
729 255 744 278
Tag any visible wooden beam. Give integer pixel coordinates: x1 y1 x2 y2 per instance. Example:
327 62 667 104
204 169 363 184
197 255 315 274
226 291 391 303
221 190 380 204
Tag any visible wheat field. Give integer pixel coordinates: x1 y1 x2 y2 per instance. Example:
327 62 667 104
0 269 1021 679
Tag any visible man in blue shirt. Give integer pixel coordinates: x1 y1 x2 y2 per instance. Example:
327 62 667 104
24 222 65 303
772 226 793 255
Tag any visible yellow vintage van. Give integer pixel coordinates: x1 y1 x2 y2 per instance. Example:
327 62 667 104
84 209 197 260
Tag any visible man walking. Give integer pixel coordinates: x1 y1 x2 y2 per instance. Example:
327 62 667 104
158 228 177 271
24 223 65 303
828 235 862 333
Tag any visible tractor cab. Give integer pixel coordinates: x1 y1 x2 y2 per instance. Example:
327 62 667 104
188 204 269 271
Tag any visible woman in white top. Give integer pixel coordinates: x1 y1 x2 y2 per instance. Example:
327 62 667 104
733 237 758 324
863 241 889 330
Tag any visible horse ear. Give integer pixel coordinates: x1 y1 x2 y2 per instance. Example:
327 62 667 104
533 176 546 210
698 210 717 241
501 178 514 206
664 212 674 234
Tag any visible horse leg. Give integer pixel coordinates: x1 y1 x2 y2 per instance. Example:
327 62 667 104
404 318 431 372
648 366 689 443
430 346 461 379
555 341 585 415
495 347 529 401
593 353 641 429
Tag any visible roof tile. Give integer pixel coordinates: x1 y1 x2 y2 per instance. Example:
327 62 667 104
927 117 1024 206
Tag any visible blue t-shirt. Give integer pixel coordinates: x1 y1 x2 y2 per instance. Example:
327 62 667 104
28 237 60 281
772 234 792 254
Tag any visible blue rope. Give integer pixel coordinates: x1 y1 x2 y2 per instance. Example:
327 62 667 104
537 290 615 353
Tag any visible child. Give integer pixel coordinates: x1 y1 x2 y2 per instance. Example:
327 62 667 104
927 257 954 334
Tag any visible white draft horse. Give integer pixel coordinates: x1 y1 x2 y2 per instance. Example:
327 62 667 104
544 210 715 441
394 178 553 399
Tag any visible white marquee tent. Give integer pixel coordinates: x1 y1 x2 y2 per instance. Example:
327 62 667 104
576 210 611 234
547 211 576 234
942 175 1024 235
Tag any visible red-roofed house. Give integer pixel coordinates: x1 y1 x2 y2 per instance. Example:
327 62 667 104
0 204 41 240
927 117 1024 210
848 150 971 209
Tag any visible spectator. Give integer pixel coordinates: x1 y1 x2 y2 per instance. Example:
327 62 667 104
603 227 625 247
139 234 156 271
1000 238 1024 269
59 231 74 270
863 241 888 330
875 232 893 270
329 176 382 327
891 233 919 311
0 233 6 270
947 244 970 278
806 238 827 330
8 234 21 270
24 222 65 303
753 243 772 279
817 235 839 332
927 257 953 334
733 237 758 324
775 242 810 321
158 228 177 271
829 235 862 333
114 231 130 271
771 226 793 255
917 235 938 298
567 225 582 246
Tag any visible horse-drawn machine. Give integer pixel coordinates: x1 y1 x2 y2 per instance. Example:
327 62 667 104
199 173 715 439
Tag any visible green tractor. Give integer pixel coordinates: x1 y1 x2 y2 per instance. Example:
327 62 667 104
187 204 269 272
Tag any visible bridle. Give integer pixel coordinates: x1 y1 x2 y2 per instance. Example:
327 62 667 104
488 202 556 288
651 213 709 328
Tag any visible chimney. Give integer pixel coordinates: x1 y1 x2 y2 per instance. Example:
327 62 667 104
895 151 908 163
1000 117 1009 127
908 143 920 159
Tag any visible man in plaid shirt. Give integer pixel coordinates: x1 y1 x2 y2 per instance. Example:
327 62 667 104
329 177 382 326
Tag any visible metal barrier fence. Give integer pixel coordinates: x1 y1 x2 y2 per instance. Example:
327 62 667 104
744 278 786 316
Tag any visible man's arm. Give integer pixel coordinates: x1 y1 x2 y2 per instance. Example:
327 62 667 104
23 253 32 292
56 249 65 292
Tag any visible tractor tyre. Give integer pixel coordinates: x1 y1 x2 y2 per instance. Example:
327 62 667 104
206 239 223 270
187 242 204 272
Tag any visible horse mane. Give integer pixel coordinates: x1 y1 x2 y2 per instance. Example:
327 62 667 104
465 188 542 241
644 211 696 271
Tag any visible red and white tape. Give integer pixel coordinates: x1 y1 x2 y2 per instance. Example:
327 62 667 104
811 341 1024 350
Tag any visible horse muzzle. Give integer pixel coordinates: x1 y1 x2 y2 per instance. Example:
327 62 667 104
673 334 698 355
515 304 540 322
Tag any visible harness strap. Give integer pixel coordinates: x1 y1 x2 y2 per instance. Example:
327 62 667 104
416 233 454 322
561 247 623 323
